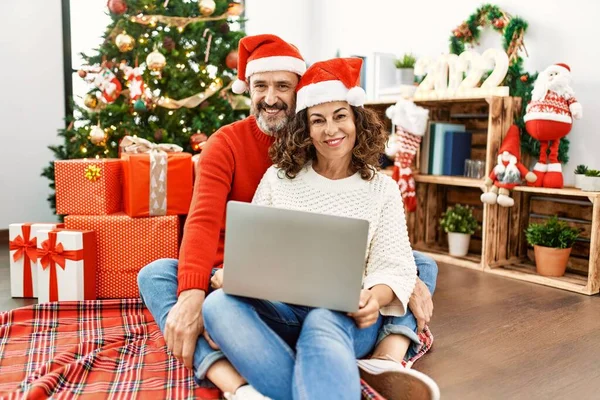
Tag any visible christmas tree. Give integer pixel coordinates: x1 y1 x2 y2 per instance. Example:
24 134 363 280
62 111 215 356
42 0 247 213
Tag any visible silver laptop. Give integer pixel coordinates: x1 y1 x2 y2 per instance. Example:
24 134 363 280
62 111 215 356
222 201 370 313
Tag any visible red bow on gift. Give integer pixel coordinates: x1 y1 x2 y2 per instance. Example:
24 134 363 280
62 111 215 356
37 232 83 302
9 224 38 297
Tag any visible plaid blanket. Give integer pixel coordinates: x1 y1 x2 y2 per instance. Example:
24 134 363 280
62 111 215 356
0 300 433 399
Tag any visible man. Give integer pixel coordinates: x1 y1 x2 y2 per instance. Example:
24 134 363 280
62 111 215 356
138 34 437 400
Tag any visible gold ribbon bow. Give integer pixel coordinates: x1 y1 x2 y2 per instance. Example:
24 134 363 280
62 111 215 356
84 165 102 182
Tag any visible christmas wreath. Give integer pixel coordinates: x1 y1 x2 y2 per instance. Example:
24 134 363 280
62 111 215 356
449 4 569 162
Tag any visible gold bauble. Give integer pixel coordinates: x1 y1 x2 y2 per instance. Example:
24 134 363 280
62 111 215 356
116 33 135 52
90 126 106 145
199 0 216 16
227 2 244 16
146 50 167 72
84 94 99 109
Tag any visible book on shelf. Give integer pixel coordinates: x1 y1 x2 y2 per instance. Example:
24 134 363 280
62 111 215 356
427 122 466 175
443 131 472 176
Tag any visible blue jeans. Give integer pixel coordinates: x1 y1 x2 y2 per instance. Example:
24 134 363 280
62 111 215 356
203 289 382 400
378 251 438 360
137 259 226 387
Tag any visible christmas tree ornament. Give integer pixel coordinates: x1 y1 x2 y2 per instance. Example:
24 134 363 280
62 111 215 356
190 132 208 152
163 36 176 52
116 33 135 52
84 93 99 109
146 50 167 72
385 99 430 212
122 64 145 101
199 0 216 16
524 63 582 188
78 70 87 78
219 23 230 34
107 0 127 15
227 2 244 16
520 75 528 82
481 125 537 207
154 129 166 142
133 99 147 112
225 50 238 69
203 29 213 63
92 67 122 103
90 125 107 145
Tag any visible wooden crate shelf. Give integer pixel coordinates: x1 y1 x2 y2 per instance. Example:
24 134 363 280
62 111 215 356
368 96 600 295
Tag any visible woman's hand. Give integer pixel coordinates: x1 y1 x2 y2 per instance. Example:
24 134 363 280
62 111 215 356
210 269 224 289
348 289 380 329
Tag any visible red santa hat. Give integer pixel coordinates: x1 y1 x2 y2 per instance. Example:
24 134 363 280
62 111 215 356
554 63 571 72
498 125 521 159
295 58 366 113
231 34 306 94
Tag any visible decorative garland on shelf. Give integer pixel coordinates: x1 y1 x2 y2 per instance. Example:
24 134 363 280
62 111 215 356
448 3 569 162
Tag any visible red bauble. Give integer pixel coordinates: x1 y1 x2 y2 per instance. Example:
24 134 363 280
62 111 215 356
225 51 238 70
190 133 208 152
493 18 505 29
78 70 87 78
107 0 127 14
520 75 528 82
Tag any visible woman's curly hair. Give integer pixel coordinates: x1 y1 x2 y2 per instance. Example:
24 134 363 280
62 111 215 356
269 106 387 180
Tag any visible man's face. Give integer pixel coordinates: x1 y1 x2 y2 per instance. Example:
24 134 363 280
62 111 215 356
249 71 299 136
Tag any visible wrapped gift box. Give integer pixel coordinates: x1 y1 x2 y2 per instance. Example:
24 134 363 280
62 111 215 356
65 213 179 298
36 229 97 303
9 222 64 298
121 152 193 218
55 159 122 215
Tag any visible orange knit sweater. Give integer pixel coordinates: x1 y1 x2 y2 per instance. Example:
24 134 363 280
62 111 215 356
177 116 275 294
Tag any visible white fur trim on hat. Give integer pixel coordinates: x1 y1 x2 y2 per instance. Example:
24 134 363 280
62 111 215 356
246 56 306 78
232 79 248 94
296 80 365 113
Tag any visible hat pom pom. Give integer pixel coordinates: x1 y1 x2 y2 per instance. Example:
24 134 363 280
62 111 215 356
385 105 396 120
346 86 366 107
232 79 248 94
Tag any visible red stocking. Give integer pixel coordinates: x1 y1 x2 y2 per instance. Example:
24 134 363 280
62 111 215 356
392 128 422 212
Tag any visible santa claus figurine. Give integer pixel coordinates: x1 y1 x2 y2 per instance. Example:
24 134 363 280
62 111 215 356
481 125 537 207
524 63 583 188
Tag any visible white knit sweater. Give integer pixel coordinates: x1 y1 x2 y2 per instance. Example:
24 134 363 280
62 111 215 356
252 164 417 316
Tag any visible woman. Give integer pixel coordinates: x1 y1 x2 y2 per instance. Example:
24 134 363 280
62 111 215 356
203 58 439 400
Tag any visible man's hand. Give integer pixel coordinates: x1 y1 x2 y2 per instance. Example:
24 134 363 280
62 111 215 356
408 278 433 333
348 289 380 329
164 289 206 370
210 269 224 289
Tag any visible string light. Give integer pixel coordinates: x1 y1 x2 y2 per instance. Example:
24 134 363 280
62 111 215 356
182 128 188 133
168 111 174 115
95 155 100 159
178 27 184 33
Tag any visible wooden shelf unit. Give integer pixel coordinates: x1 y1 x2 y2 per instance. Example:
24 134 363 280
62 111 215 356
369 96 600 295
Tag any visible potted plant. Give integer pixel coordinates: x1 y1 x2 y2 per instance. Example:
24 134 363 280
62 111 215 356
439 204 480 257
525 216 580 277
580 169 600 192
574 164 588 188
394 53 416 85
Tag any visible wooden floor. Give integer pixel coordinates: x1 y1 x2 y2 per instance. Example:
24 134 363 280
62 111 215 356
2 243 600 399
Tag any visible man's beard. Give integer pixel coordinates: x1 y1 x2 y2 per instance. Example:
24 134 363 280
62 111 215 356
252 99 295 136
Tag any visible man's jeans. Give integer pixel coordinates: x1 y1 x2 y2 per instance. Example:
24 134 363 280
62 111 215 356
378 250 438 360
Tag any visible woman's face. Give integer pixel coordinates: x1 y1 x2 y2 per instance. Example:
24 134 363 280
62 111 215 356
307 101 356 165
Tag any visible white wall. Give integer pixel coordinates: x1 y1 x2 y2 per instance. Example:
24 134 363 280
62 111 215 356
246 0 600 185
0 1 64 227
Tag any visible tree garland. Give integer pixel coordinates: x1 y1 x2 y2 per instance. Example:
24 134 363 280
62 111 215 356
449 4 569 163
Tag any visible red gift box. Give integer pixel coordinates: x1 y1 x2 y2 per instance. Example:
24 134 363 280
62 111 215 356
55 159 122 215
64 213 179 299
120 136 193 218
